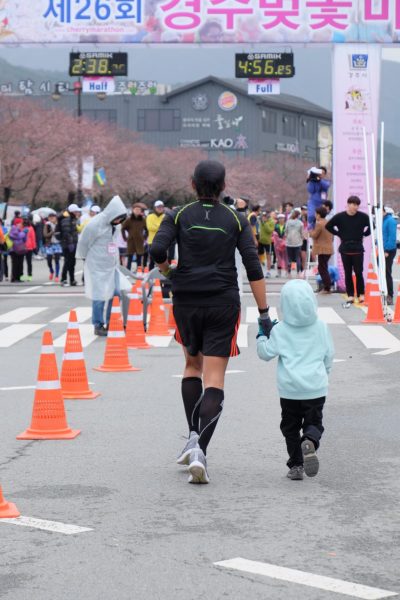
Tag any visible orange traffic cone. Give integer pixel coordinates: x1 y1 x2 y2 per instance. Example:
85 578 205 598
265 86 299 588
147 283 170 336
364 264 376 306
0 485 20 518
392 284 400 324
363 282 386 324
61 310 100 399
94 297 140 372
125 286 150 349
17 331 81 440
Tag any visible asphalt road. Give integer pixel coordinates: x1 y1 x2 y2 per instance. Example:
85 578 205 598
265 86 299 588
0 259 400 600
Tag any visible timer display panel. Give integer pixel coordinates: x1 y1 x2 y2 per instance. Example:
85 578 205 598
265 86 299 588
69 52 128 77
235 53 295 79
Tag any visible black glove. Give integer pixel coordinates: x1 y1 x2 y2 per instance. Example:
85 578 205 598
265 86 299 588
257 309 278 339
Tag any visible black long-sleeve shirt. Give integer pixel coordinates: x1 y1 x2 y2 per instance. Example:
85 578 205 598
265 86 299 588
325 210 370 254
150 200 263 306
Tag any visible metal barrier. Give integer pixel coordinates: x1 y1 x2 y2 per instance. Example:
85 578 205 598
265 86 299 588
118 265 171 331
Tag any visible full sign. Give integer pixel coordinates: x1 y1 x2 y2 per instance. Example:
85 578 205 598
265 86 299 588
69 53 128 77
236 53 295 79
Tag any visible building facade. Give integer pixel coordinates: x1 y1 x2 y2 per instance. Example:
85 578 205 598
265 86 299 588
40 75 332 166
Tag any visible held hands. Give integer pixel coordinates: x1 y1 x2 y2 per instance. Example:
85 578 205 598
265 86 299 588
257 308 278 339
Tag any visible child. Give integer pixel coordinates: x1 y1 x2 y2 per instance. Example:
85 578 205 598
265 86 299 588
257 279 334 480
272 214 287 278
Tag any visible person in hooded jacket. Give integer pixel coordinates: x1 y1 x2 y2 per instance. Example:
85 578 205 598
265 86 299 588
307 167 330 229
77 196 127 336
257 279 334 481
60 203 81 286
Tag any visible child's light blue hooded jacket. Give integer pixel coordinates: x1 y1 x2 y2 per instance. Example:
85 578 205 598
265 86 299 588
257 280 334 400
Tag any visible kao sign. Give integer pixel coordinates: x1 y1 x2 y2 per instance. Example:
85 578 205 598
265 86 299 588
211 138 234 149
210 135 249 150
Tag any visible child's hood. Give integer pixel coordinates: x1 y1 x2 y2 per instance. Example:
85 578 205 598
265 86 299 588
280 279 318 328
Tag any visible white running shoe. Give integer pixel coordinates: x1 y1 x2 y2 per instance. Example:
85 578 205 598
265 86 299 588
176 431 199 465
188 447 209 484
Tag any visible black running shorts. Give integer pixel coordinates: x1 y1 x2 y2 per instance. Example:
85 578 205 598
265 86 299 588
173 304 241 357
258 242 272 255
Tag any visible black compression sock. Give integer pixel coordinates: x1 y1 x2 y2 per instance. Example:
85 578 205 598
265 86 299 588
181 377 203 434
198 387 224 455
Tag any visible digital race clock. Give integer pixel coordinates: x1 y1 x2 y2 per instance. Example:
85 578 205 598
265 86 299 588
235 53 295 79
69 52 128 77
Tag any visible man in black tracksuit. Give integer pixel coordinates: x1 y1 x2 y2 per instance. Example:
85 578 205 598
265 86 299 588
60 203 81 286
150 160 273 484
325 195 371 302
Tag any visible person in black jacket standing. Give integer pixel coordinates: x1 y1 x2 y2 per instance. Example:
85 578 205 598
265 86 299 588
60 203 81 287
325 196 371 303
150 160 273 485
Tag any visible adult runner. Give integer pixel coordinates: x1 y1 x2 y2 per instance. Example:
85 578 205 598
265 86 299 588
150 160 273 484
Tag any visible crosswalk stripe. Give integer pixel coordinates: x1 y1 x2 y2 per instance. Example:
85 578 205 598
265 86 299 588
237 324 248 348
53 324 97 348
245 307 279 323
348 326 400 355
17 286 43 294
245 306 344 324
0 307 48 323
146 335 172 347
51 307 92 323
0 324 45 347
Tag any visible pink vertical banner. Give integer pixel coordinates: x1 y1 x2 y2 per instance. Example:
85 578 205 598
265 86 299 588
332 44 381 290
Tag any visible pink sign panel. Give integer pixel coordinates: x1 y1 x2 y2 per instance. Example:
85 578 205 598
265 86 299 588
332 44 381 286
0 0 399 43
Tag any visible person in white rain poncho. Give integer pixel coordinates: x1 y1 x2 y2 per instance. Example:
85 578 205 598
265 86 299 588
77 196 127 336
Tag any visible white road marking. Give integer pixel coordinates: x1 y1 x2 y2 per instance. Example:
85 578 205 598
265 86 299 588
0 307 48 323
51 307 92 323
0 385 36 391
318 307 345 324
237 324 248 348
245 307 279 323
17 286 43 294
349 326 400 355
245 306 344 324
0 324 45 348
0 516 93 535
0 293 84 298
333 359 346 363
171 370 245 378
53 324 97 348
214 558 397 600
146 335 173 347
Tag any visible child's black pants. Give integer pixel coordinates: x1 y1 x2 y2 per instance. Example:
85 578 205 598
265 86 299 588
280 397 325 468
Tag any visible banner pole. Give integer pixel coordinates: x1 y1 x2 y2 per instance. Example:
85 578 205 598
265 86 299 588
362 127 378 277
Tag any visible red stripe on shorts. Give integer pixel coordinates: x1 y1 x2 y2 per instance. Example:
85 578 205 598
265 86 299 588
229 312 241 357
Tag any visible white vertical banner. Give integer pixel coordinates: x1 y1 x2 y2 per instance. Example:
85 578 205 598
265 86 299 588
67 157 79 188
82 156 94 191
332 45 381 290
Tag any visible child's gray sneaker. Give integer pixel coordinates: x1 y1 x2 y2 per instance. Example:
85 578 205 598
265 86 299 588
176 431 199 465
188 448 209 484
287 466 304 480
301 439 319 477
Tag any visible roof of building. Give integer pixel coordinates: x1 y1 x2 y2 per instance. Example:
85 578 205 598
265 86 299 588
164 75 331 121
